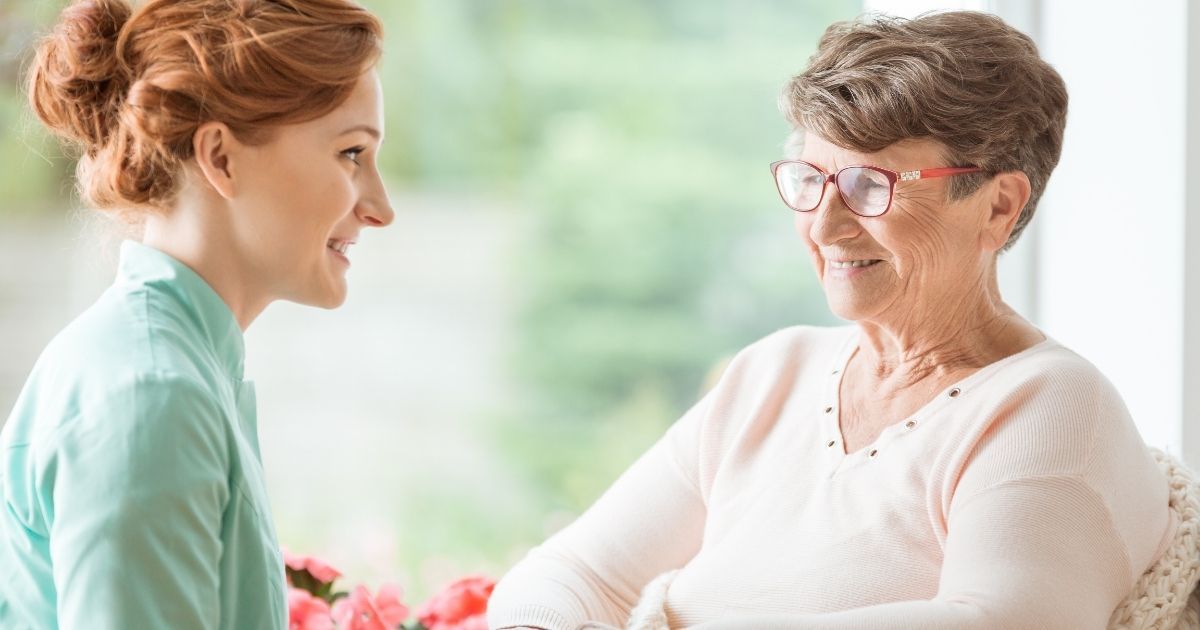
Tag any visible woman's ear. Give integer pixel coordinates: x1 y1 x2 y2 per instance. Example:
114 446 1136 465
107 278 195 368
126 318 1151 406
981 171 1032 252
192 122 241 200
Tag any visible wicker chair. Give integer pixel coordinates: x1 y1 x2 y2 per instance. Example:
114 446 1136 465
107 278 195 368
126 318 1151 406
608 448 1200 630
1107 448 1200 629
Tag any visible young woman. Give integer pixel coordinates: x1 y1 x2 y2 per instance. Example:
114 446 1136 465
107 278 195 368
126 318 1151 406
0 0 391 627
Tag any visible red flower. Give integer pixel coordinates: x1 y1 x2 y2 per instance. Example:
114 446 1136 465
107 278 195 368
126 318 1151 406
288 587 334 630
415 575 495 630
283 547 343 584
331 584 409 630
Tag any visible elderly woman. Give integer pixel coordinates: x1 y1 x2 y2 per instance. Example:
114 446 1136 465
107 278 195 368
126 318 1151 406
487 11 1174 630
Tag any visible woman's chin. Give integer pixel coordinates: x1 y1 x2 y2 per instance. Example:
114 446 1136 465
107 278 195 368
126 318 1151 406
318 291 348 309
292 279 348 310
319 284 349 309
825 294 878 322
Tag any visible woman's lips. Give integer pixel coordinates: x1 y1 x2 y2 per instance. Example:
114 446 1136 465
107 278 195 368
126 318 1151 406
326 242 351 266
826 259 881 278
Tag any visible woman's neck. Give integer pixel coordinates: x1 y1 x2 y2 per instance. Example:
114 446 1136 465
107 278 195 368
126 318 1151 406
851 270 1043 389
141 204 269 332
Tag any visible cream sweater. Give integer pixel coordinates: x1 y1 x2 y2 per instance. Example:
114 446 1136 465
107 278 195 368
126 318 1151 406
488 326 1176 630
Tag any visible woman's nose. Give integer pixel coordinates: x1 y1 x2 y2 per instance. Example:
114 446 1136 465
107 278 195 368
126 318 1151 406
357 172 394 228
359 202 393 227
808 183 861 246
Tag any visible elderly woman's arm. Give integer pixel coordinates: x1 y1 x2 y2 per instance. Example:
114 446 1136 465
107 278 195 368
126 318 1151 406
487 394 713 630
695 469 1137 630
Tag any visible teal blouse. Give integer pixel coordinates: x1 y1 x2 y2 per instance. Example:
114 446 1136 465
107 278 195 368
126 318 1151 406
0 241 287 629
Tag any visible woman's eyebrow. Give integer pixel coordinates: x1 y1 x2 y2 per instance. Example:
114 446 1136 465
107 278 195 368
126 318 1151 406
337 124 381 139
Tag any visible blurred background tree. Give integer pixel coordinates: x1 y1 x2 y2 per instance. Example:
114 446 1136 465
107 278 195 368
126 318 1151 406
0 0 851 601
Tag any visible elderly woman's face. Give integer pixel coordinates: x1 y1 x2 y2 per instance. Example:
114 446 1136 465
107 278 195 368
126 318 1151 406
795 134 992 323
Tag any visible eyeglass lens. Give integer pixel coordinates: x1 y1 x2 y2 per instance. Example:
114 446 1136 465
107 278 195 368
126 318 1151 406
775 162 892 217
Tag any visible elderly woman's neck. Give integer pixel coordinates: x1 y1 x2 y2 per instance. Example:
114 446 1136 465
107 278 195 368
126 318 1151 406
853 272 1042 386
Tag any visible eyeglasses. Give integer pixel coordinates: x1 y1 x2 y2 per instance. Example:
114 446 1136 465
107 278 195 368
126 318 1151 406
770 159 983 218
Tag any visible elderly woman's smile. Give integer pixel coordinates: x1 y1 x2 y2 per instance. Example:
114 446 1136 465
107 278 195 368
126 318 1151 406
824 257 885 280
828 259 882 269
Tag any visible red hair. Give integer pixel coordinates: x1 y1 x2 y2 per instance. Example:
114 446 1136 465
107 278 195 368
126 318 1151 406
27 0 383 214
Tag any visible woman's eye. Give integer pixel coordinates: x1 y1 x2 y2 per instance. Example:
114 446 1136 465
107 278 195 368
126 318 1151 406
341 146 366 165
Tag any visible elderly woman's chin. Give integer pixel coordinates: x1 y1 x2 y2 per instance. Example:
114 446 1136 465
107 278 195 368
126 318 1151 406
824 291 886 322
819 270 893 321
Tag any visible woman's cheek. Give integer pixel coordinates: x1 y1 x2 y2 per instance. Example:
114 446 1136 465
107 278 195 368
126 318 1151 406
792 213 808 235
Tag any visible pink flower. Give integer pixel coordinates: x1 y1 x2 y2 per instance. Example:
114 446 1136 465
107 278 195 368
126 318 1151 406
331 584 409 630
283 547 343 584
415 575 495 630
288 587 334 630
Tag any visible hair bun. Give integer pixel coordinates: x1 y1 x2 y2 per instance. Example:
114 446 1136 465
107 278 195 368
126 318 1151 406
28 0 133 151
25 0 383 213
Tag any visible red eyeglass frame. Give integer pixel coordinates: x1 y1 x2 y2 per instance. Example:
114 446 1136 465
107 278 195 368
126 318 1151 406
769 159 984 217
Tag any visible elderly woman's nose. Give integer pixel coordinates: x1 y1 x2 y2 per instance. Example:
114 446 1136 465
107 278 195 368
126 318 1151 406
808 192 861 246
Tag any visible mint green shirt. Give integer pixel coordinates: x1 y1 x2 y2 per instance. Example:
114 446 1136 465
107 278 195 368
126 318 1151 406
0 241 287 629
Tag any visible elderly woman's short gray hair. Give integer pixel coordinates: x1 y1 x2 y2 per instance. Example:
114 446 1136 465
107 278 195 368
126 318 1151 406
781 11 1068 251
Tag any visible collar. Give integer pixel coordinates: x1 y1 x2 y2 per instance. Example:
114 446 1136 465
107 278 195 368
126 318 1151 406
116 240 246 381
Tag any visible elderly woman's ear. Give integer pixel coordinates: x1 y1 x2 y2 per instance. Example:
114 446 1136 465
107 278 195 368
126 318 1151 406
981 171 1032 252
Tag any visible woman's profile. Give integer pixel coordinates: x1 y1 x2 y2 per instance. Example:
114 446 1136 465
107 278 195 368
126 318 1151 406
0 0 391 627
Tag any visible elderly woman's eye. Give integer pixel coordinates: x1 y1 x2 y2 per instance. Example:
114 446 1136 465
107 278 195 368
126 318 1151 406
340 146 366 165
795 172 824 191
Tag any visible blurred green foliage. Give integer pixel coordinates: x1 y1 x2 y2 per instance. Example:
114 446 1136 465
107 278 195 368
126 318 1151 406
370 1 853 509
1 2 71 214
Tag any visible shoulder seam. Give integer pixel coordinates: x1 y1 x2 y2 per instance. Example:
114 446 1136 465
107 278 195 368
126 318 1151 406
31 372 224 452
951 473 1134 582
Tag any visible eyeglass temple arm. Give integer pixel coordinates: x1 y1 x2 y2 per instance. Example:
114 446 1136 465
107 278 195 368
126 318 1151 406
898 166 983 181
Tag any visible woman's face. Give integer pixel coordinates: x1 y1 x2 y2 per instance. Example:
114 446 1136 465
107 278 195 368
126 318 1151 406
231 71 393 309
794 134 993 325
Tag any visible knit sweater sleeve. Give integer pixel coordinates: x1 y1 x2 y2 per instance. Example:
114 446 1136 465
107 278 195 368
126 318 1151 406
486 391 711 630
692 474 1134 630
